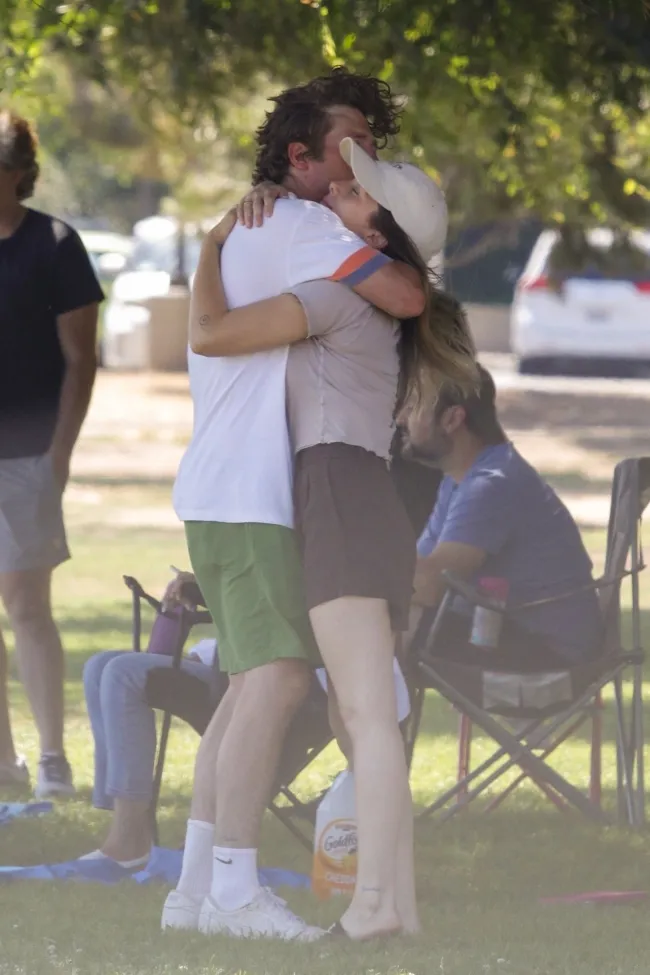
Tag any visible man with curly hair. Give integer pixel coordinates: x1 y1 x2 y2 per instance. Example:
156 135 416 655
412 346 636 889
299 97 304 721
164 68 425 941
0 110 104 798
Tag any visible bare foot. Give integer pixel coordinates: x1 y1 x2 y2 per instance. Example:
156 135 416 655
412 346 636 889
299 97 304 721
100 834 151 863
338 901 402 941
332 918 402 941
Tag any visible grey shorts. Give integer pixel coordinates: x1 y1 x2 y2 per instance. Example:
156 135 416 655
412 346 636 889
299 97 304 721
0 454 70 574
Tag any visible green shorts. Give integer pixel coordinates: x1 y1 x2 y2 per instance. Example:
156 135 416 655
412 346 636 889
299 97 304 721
185 521 320 676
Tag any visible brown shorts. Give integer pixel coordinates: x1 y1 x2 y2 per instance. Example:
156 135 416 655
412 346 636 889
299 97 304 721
293 443 416 630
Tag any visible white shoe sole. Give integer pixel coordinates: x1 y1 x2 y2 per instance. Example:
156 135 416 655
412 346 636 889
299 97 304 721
161 895 202 931
34 782 76 800
198 897 324 942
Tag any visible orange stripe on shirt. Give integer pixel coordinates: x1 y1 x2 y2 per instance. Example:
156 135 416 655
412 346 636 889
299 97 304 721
328 246 380 282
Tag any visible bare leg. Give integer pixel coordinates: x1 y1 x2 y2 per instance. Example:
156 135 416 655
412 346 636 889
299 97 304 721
165 682 245 919
0 626 17 765
0 568 65 755
213 659 310 847
395 788 419 933
101 799 152 862
190 679 242 824
310 597 417 940
395 610 422 933
327 686 352 765
328 673 419 934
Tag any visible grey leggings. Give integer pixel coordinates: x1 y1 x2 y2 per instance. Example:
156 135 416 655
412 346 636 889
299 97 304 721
83 651 210 808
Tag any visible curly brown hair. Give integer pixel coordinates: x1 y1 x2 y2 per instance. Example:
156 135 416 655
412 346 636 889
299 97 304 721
253 67 402 185
0 110 40 201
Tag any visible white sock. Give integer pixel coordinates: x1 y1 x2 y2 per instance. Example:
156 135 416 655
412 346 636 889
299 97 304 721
176 819 214 900
210 846 260 912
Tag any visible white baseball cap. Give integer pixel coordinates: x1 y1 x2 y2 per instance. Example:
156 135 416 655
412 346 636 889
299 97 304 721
339 136 448 262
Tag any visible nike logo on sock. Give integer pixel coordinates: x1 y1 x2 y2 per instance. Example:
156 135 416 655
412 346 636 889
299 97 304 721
215 856 233 865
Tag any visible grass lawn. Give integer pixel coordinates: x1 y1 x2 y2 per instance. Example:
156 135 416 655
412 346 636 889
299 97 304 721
1 512 649 974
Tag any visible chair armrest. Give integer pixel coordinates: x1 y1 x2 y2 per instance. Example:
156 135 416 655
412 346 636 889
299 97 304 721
513 571 634 612
123 576 163 614
444 568 639 615
123 575 211 624
187 609 213 625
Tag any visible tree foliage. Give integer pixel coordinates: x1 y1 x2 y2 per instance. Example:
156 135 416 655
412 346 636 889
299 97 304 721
2 0 650 232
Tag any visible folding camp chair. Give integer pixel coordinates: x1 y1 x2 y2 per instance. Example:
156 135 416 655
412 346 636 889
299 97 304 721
403 456 647 827
123 575 334 851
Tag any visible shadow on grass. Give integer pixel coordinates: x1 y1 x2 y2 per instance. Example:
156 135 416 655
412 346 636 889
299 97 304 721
59 613 131 635
542 470 614 495
412 798 650 909
499 387 650 433
498 388 650 460
72 475 175 491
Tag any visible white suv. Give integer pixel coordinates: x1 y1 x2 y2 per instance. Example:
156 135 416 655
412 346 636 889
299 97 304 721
511 228 650 374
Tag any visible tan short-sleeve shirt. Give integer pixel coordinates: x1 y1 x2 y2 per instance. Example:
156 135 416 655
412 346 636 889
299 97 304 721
285 280 400 461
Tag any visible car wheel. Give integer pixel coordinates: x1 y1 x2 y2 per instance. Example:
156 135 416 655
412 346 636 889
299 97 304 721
517 357 552 375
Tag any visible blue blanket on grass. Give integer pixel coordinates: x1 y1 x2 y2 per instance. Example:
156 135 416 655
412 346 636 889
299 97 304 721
0 845 310 889
0 802 53 825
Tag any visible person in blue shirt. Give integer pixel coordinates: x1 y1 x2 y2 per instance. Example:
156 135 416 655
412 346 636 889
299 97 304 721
403 365 602 669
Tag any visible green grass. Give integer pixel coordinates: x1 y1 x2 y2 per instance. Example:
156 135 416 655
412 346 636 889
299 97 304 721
1 515 649 975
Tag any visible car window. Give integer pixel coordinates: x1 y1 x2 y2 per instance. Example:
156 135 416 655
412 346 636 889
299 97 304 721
545 230 650 281
125 236 202 275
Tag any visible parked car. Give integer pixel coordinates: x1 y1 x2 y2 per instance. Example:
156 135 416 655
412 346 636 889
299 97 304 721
79 229 134 283
102 216 203 368
511 228 650 374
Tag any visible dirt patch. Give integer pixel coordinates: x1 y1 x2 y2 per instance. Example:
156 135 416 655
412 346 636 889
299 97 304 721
70 371 650 529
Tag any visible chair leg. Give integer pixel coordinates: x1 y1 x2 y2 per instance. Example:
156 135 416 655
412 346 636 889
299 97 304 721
268 801 314 852
589 694 603 809
456 713 472 809
437 748 567 824
421 662 609 822
424 713 571 818
150 710 174 848
615 681 627 824
485 712 587 814
404 683 425 770
633 663 645 826
614 675 635 826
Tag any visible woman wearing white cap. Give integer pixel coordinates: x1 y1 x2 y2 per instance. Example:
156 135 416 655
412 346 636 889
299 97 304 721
189 139 477 939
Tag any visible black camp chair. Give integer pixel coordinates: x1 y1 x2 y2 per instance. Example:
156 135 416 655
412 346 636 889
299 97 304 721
123 576 333 850
403 457 647 827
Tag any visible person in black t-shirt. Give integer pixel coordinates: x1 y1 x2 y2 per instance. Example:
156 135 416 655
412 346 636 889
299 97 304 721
0 110 104 798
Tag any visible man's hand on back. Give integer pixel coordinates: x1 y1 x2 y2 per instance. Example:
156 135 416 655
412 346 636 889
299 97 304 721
236 182 290 228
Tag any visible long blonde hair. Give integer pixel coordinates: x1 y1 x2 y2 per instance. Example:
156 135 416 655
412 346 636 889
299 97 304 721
372 204 479 411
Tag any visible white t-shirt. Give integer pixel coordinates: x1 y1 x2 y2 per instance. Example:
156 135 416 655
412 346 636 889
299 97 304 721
173 199 389 527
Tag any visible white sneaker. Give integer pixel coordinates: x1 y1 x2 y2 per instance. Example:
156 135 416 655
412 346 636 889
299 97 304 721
0 755 30 787
161 890 203 931
198 887 324 942
34 755 75 799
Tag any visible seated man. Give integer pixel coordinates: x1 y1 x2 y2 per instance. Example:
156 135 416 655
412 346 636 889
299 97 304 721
403 365 602 670
80 573 411 868
80 571 216 867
